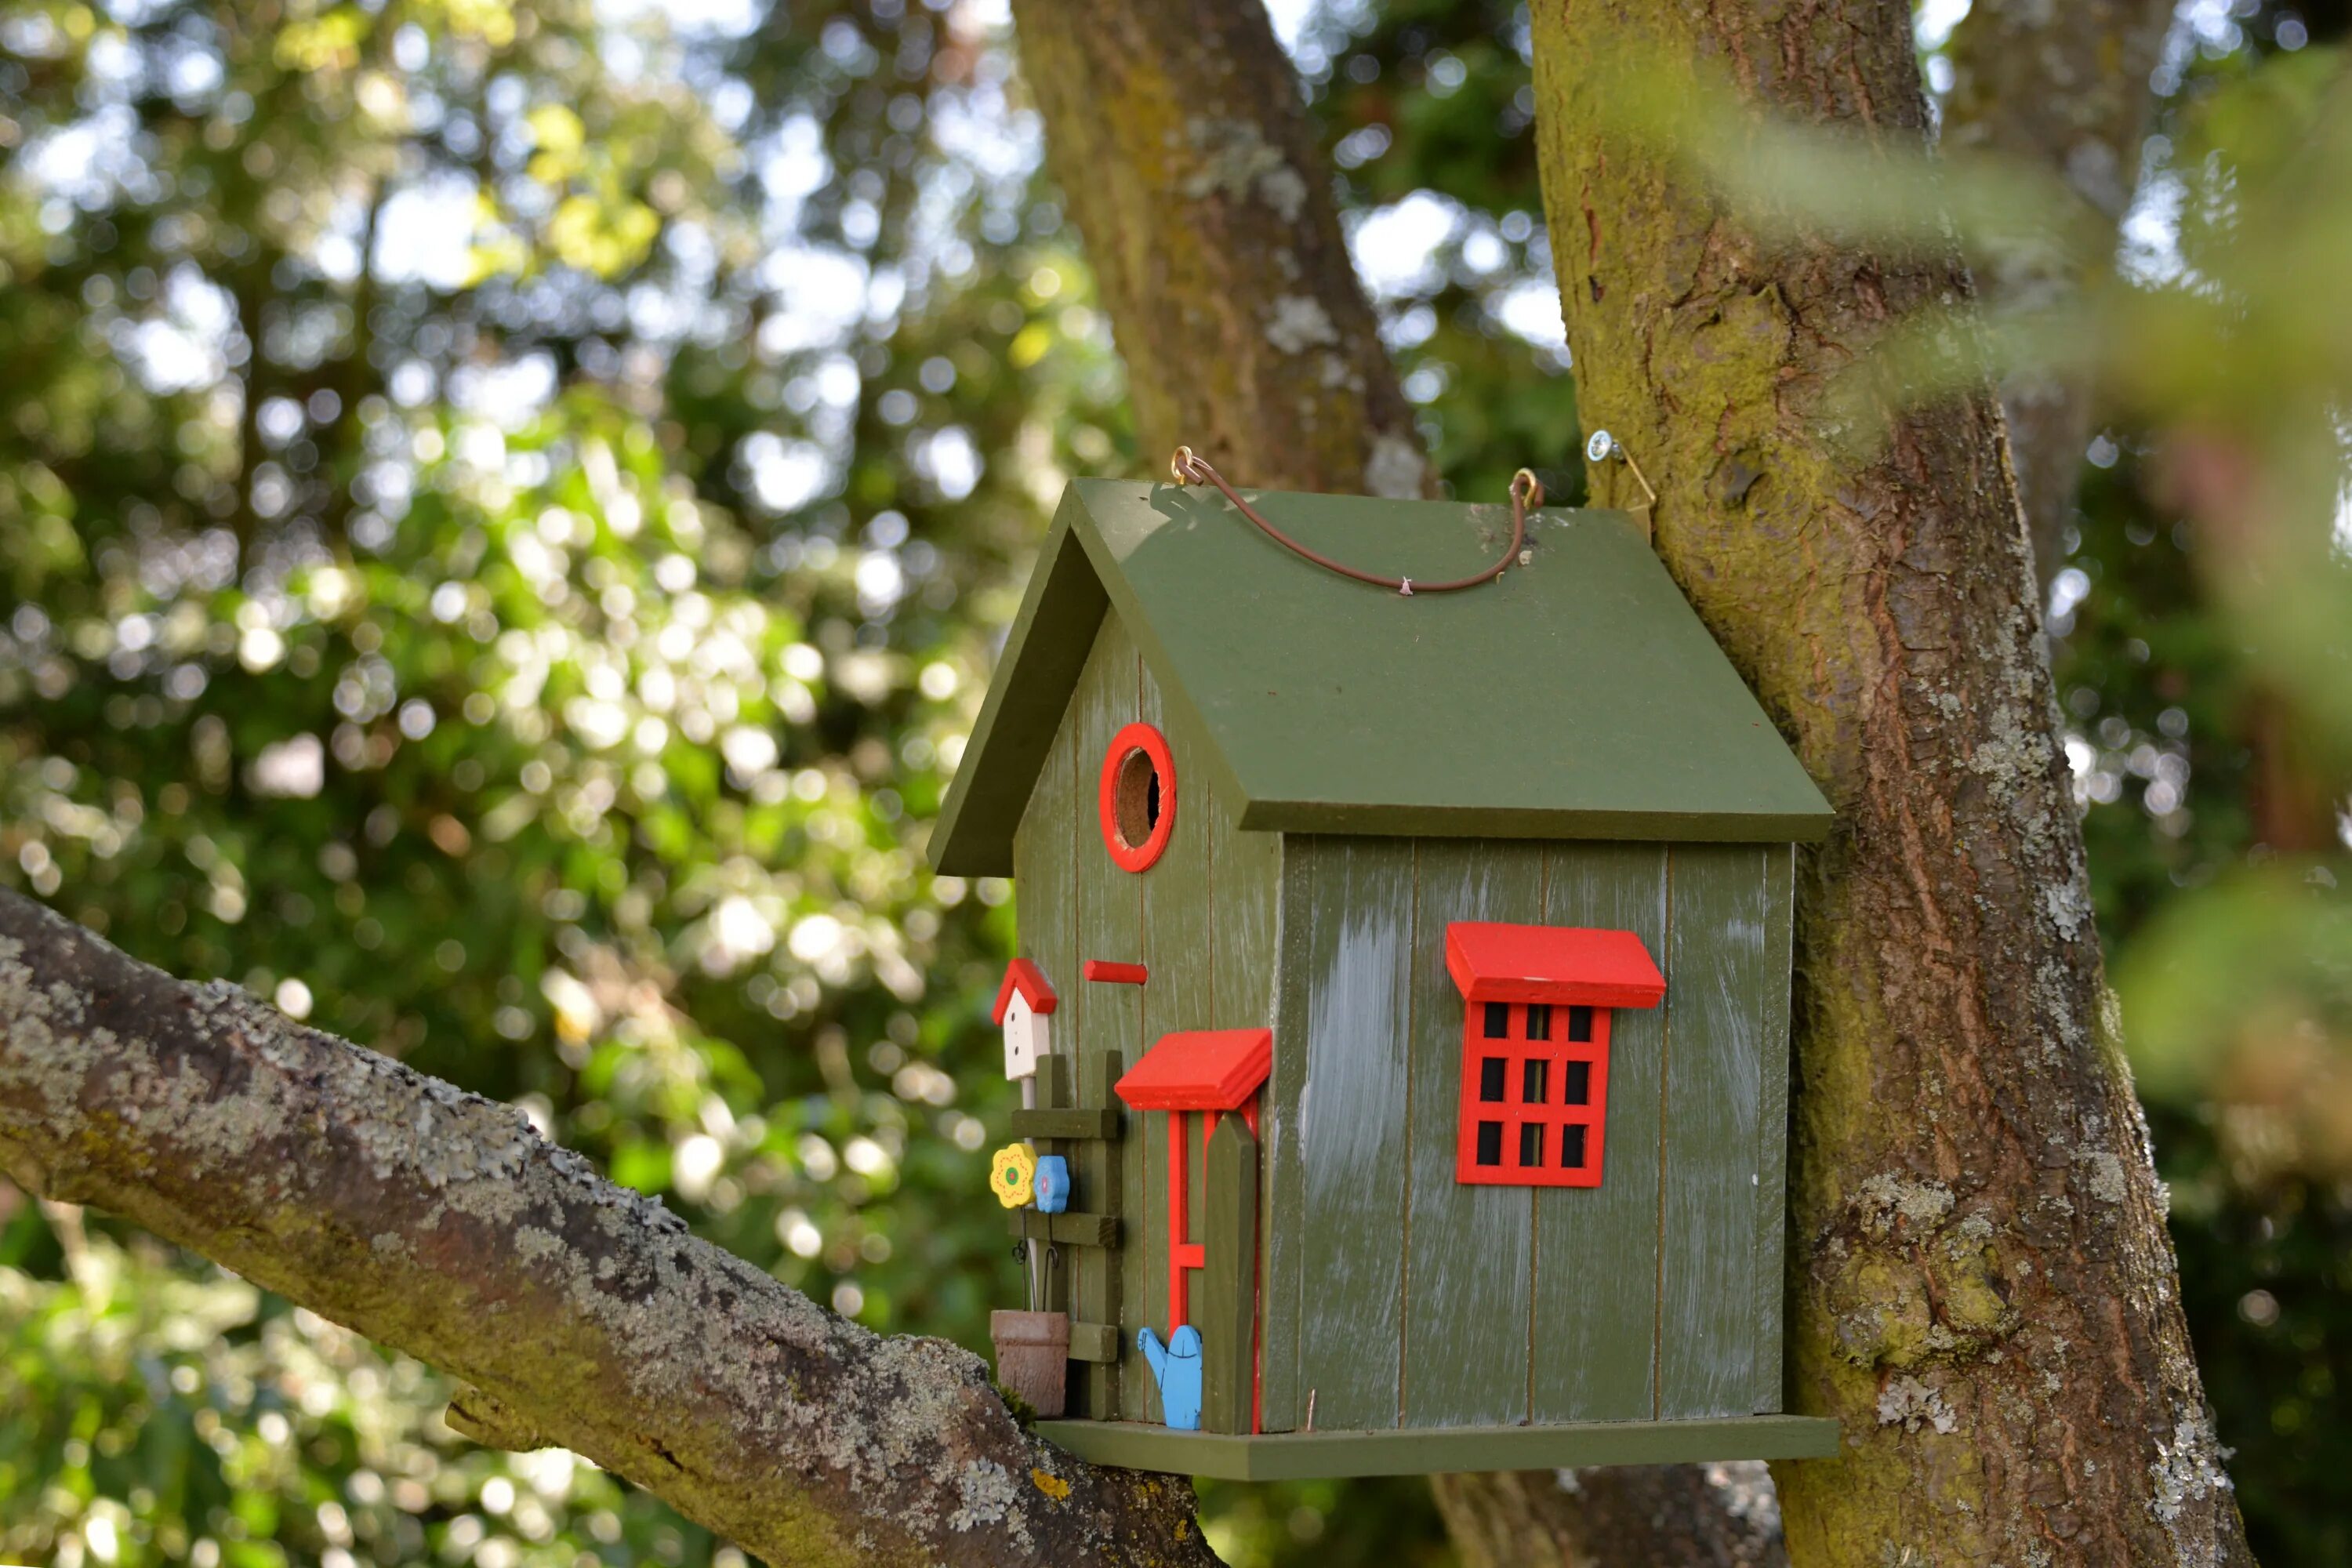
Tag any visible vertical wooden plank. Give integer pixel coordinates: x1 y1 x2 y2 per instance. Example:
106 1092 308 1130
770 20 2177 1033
1199 1116 1260 1434
1070 615 1154 1421
1138 653 1213 1415
1294 837 1416 1432
1261 839 1313 1431
1402 841 1544 1427
1531 842 1669 1422
1029 1055 1073 1316
1208 808 1284 1421
1749 842 1795 1414
1011 679 1078 1319
1014 617 1091 1397
1011 692 1078 1035
1658 844 1771 1418
1076 1049 1123 1419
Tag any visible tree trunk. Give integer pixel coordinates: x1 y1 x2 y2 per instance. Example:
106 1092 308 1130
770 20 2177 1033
0 891 1217 1568
1431 1464 1786 1568
1526 4 2251 1564
1007 0 1430 497
1943 0 2180 590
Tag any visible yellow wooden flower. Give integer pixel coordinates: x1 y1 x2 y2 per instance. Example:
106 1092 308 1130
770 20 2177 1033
989 1142 1036 1209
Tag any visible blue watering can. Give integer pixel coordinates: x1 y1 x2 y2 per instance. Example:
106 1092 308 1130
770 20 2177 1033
1136 1324 1203 1430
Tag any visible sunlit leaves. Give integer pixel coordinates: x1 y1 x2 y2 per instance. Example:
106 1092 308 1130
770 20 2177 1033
2117 862 2352 1182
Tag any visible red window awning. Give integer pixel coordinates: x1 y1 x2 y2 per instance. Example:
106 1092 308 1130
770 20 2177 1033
1445 923 1666 1009
991 958 1059 1024
1114 1028 1273 1112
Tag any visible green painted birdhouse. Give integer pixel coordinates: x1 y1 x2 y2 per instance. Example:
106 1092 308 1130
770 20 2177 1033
932 478 1840 1479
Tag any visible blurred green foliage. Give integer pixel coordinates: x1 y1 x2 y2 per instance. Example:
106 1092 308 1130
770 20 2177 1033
2 1 2347 1566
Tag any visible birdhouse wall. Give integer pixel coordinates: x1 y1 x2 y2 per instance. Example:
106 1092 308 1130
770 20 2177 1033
1258 834 1796 1433
1011 612 1283 1425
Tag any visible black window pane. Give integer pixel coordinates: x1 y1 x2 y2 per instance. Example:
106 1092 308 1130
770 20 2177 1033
1526 1003 1552 1040
1476 1121 1504 1166
1522 1058 1549 1105
1568 1005 1595 1042
1519 1122 1545 1167
1479 1057 1508 1103
1563 1061 1592 1105
1483 1001 1511 1038
1562 1123 1588 1169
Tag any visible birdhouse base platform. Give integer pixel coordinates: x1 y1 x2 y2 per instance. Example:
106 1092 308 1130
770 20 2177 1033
1033 1413 1839 1481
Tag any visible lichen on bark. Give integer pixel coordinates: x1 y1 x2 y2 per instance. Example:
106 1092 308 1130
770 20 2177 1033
1007 0 1428 499
0 891 1219 1568
1525 2 2254 1563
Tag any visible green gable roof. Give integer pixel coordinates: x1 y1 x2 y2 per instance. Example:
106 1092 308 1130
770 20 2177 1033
927 480 1831 876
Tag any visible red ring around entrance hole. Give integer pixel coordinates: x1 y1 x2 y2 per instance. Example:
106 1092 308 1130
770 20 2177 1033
1098 721 1175 873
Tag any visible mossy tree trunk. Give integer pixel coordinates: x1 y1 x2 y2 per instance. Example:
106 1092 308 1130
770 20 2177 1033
1431 1464 1787 1568
1007 0 1430 498
1943 0 2180 588
1527 2 2252 1563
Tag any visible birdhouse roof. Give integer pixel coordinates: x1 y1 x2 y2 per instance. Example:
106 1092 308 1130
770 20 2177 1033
1446 922 1667 1009
929 480 1834 876
990 958 1058 1024
1113 1028 1274 1112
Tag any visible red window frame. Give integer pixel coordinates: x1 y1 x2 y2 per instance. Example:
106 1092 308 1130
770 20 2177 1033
1443 922 1664 1191
1454 1000 1613 1188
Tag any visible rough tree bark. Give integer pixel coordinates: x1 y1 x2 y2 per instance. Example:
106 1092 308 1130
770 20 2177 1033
1528 3 2252 1565
1943 0 2181 588
1431 1463 1786 1568
0 892 1216 1568
1007 0 1430 497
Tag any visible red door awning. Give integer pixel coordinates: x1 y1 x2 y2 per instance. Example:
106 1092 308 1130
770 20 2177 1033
1115 1028 1273 1111
1445 923 1666 1008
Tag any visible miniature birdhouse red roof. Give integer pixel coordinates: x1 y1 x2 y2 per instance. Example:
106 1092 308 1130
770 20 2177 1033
991 957 1059 1025
1445 923 1667 1009
1114 1028 1273 1112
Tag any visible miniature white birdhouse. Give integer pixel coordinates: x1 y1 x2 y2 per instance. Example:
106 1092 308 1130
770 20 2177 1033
993 959 1058 1082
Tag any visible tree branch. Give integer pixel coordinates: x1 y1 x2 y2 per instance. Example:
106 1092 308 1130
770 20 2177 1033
1010 0 1431 498
0 891 1216 1568
1944 0 2180 590
1431 1464 1787 1568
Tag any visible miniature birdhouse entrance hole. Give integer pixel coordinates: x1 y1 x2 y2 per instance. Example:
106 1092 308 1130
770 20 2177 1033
935 478 1842 1479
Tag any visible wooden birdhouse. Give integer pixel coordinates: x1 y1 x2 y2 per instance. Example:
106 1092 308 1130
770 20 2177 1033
931 479 1840 1479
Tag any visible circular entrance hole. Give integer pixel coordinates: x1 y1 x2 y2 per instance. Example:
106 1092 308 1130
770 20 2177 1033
1112 745 1162 849
1097 721 1176 872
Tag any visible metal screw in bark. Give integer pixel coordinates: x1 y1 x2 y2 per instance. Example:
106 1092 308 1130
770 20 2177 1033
1584 429 1659 541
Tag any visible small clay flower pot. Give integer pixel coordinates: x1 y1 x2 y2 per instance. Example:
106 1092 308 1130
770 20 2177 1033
990 1309 1070 1417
